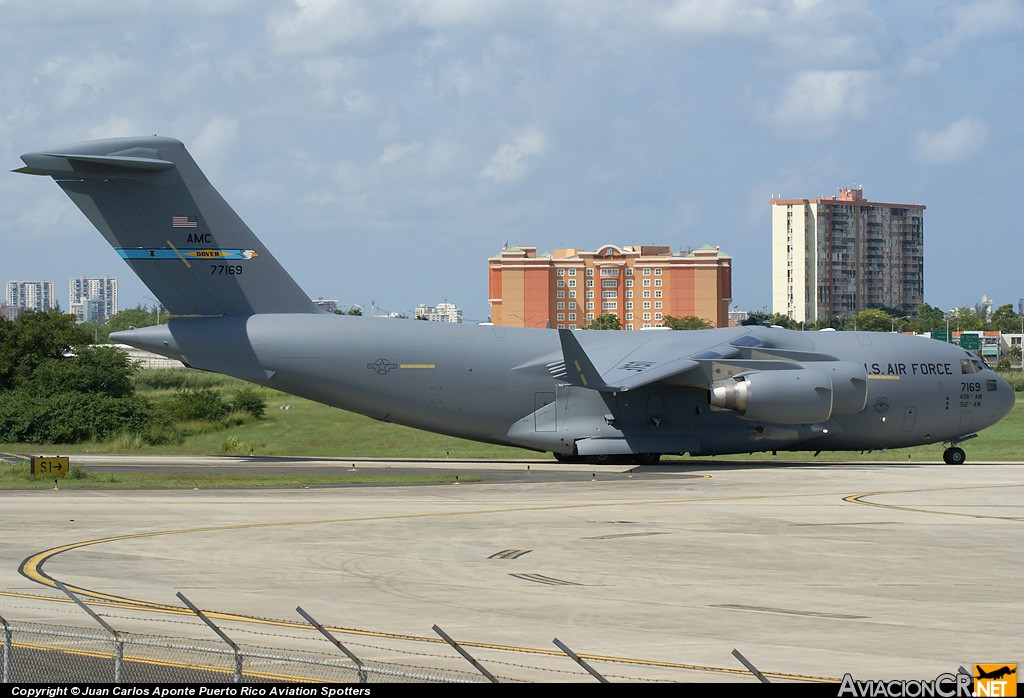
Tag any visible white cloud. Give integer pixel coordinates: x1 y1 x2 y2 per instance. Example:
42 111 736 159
267 0 548 55
480 129 547 183
943 0 1024 45
85 117 144 141
770 70 877 130
408 0 545 28
379 141 422 164
268 0 407 54
906 0 1024 70
13 192 76 241
902 55 940 78
659 0 879 48
916 116 989 164
38 52 135 111
191 116 240 165
660 0 778 35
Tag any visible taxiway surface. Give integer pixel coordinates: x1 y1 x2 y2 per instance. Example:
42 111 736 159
1 457 1021 682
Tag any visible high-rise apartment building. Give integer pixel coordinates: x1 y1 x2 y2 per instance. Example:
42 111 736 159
69 276 118 323
415 302 463 323
488 244 732 329
5 280 57 319
771 187 924 323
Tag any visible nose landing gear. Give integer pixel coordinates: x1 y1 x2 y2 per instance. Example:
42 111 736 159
942 434 977 465
942 447 966 465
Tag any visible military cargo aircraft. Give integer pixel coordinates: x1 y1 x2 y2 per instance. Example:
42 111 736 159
17 137 1015 465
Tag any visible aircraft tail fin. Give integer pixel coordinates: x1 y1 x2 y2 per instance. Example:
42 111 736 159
18 136 319 316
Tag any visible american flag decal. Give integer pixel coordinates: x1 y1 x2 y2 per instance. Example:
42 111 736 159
172 215 197 228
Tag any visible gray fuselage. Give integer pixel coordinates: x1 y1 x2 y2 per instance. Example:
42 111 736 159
114 316 1015 457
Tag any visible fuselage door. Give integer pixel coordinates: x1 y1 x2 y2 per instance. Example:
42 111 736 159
901 406 916 432
959 410 973 430
534 392 556 432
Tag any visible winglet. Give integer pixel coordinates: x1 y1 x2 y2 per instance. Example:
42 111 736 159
558 330 612 392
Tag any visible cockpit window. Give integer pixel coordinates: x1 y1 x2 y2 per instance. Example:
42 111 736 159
961 358 988 374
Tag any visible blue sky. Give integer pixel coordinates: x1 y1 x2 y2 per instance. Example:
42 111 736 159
2 0 1021 321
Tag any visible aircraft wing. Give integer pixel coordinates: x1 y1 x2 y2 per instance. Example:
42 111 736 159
547 328 856 396
556 329 702 392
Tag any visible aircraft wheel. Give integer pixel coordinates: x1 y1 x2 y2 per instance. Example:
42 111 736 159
943 447 966 465
633 453 661 465
586 454 614 465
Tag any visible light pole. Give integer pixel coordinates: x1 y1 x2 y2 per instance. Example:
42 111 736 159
891 315 910 333
143 296 163 324
511 313 543 328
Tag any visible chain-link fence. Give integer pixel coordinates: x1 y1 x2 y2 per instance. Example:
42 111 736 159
0 588 797 683
0 619 480 683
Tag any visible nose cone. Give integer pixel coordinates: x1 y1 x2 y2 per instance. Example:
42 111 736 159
996 375 1016 422
981 373 1016 431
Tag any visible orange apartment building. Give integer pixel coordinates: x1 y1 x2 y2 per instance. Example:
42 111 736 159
488 244 732 329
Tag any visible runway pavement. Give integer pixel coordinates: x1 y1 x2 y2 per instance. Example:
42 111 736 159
1 457 1022 682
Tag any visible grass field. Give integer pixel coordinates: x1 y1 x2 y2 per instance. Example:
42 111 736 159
0 459 480 490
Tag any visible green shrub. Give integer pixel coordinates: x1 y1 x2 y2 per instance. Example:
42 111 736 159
995 370 1024 391
231 388 267 419
165 387 229 422
0 390 152 444
134 369 245 391
222 435 266 455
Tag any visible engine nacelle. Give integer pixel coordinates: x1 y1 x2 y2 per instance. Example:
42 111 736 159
709 368 833 424
817 361 868 415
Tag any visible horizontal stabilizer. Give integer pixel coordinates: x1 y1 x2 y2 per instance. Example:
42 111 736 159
16 152 174 178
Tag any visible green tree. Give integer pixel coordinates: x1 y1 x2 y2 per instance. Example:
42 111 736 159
946 306 985 332
661 315 713 330
807 315 848 331
990 304 1021 334
745 311 798 329
0 310 92 390
582 313 621 330
101 304 165 342
0 320 154 443
911 303 947 334
27 346 138 398
850 308 896 332
1006 344 1022 369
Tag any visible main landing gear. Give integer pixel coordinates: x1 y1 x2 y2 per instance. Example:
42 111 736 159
552 452 662 465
